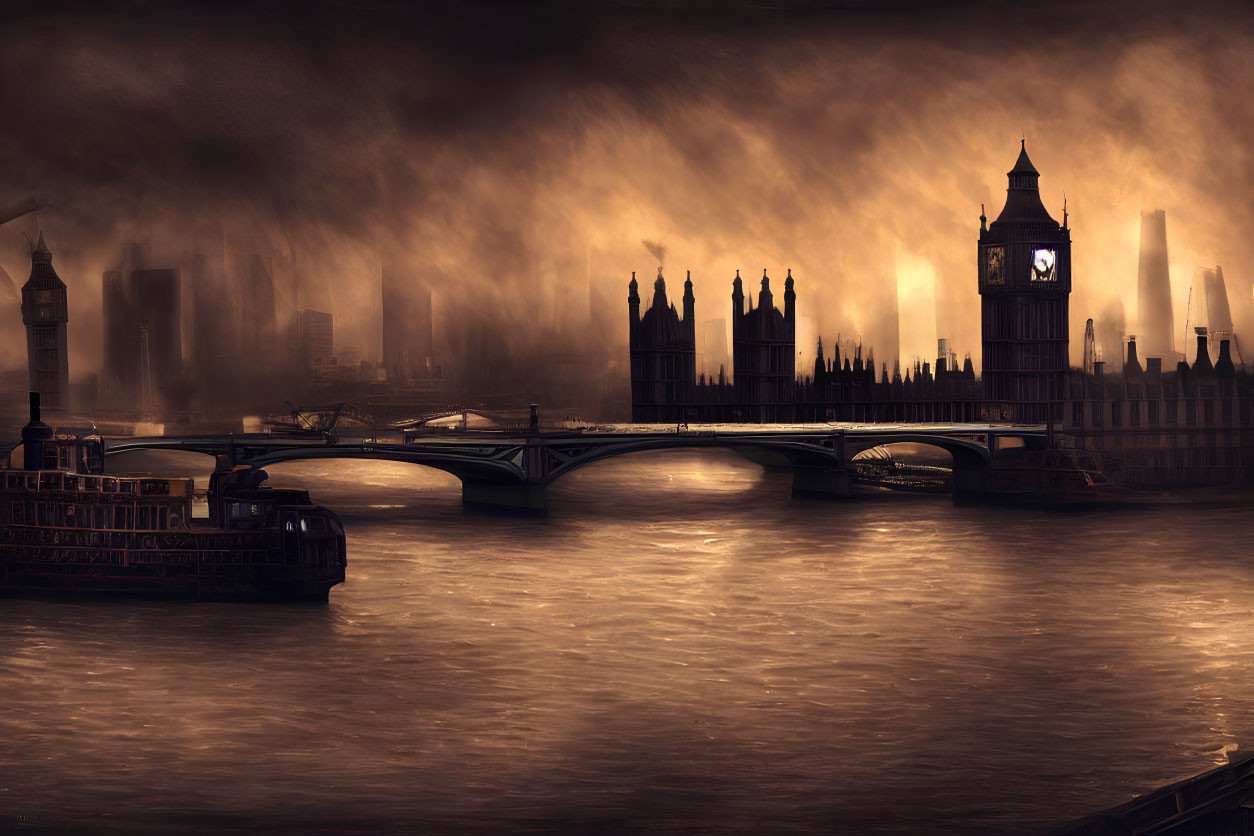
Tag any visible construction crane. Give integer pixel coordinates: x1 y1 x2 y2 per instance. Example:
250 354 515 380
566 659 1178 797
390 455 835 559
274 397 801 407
0 197 47 228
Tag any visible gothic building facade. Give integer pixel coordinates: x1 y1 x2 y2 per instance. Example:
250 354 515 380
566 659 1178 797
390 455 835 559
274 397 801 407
624 143 1133 429
628 268 696 422
732 269 795 422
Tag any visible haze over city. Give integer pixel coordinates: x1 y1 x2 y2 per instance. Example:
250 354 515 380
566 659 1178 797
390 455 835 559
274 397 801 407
3 0 1254 409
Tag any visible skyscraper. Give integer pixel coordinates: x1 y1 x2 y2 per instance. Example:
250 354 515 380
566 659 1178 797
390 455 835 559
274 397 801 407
978 142 1071 422
1187 265 1243 366
102 243 181 407
381 264 433 382
21 233 70 411
234 253 276 362
1137 210 1174 360
297 309 335 371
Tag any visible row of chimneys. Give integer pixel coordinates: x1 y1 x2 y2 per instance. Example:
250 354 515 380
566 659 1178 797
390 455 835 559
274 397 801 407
1105 329 1236 381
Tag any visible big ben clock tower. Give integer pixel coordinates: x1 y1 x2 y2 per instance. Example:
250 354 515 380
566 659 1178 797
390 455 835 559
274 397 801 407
978 141 1071 423
21 233 70 411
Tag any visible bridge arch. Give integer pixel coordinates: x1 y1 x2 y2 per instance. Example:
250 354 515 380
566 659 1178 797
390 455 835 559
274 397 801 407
99 426 1044 514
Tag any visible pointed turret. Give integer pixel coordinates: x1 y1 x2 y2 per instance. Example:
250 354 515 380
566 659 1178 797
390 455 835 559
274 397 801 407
758 269 773 311
1009 139 1038 178
627 271 640 341
682 269 695 325
992 140 1057 226
784 268 795 323
651 266 668 310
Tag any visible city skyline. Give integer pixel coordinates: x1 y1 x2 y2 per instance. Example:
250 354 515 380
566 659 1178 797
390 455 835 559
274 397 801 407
4 1 1254 394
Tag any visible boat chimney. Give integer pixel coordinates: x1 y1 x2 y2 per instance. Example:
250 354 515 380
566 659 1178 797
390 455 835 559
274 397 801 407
21 391 54 471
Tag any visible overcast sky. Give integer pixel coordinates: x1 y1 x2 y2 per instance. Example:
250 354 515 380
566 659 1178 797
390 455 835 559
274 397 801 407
2 0 1252 375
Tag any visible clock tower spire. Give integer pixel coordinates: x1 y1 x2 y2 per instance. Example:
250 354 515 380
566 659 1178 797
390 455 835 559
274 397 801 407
977 141 1071 423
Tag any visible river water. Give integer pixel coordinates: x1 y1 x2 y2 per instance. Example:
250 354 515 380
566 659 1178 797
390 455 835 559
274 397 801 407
2 450 1252 834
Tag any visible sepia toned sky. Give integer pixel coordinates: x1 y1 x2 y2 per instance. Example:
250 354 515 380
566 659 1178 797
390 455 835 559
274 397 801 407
2 0 1253 377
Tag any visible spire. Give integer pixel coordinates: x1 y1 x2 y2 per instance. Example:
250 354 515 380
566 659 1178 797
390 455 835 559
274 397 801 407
1009 138 1038 177
992 139 1057 227
979 203 986 232
758 269 772 311
31 231 52 265
651 267 668 309
682 268 694 321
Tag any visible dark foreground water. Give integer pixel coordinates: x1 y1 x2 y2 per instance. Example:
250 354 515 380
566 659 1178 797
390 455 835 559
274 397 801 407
2 450 1252 834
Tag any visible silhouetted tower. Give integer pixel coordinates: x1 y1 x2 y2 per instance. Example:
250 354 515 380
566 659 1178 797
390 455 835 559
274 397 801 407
1083 317 1096 375
235 253 276 364
103 243 181 408
138 324 156 421
382 264 434 382
1185 266 1243 366
732 269 797 421
1137 210 1174 360
978 142 1071 422
21 233 70 411
628 268 696 421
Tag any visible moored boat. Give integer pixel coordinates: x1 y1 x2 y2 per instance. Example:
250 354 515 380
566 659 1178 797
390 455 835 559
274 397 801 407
1 393 346 601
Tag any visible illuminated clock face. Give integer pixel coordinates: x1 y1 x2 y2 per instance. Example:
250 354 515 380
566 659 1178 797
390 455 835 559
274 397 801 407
1030 248 1057 282
985 247 1006 285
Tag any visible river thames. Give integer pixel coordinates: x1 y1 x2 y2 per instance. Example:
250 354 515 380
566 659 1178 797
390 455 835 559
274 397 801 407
2 450 1252 833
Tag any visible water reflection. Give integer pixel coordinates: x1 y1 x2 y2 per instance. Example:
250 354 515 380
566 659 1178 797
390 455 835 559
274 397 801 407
2 450 1252 834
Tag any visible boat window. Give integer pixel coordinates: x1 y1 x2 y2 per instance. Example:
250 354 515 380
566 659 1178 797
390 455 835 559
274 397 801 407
6 473 22 490
118 480 134 494
39 473 60 491
85 477 100 491
102 478 117 492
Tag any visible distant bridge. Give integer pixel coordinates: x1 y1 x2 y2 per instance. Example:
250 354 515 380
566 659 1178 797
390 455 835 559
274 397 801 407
101 423 1047 513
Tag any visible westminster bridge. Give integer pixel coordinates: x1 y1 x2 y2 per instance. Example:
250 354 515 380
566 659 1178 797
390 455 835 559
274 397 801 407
100 422 1048 512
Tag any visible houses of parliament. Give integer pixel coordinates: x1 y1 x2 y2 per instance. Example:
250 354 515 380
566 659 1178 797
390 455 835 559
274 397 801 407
629 142 1254 489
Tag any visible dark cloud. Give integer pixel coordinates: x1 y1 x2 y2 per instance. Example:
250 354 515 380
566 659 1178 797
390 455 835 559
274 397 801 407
2 0 1253 385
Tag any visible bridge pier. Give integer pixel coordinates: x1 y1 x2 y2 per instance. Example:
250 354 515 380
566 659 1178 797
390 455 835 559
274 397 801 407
461 480 548 514
951 457 988 506
790 465 853 499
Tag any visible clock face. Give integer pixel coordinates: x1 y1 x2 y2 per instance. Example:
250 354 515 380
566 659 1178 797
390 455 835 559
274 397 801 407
985 247 1006 286
1030 248 1057 282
